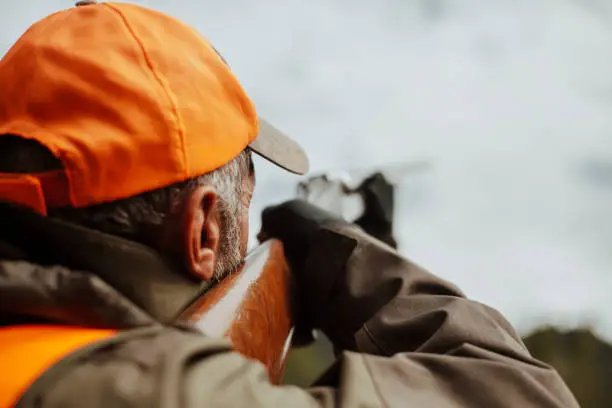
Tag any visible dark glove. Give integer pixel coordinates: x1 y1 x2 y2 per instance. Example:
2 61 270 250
258 199 358 346
353 172 398 248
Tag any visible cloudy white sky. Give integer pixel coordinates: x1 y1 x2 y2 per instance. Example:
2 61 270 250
4 0 612 338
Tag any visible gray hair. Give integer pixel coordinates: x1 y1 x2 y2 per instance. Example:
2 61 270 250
0 135 251 278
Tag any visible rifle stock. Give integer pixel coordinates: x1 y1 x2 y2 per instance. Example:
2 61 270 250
177 239 294 384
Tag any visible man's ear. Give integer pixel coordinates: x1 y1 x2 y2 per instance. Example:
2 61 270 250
181 185 220 281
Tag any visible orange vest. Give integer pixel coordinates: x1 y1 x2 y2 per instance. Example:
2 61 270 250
0 325 116 408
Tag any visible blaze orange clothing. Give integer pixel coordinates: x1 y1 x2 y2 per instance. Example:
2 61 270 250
0 325 115 408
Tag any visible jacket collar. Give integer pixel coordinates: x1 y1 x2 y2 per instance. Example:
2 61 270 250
0 202 207 326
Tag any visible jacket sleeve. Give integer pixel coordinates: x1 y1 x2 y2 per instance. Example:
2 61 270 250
31 225 580 408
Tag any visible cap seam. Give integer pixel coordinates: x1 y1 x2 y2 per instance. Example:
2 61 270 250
102 3 188 178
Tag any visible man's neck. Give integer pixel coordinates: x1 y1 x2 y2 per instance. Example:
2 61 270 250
0 202 207 325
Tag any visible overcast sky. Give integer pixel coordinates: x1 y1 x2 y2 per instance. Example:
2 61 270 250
4 0 612 338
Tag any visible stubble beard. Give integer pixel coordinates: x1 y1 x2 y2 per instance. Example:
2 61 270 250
213 204 246 281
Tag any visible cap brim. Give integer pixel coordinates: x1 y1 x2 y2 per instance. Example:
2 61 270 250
248 117 309 175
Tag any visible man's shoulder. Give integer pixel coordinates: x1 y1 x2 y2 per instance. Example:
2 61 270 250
16 325 232 408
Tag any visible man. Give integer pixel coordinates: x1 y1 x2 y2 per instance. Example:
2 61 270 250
0 2 578 408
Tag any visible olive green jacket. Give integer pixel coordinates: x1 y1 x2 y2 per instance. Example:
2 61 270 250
0 203 579 408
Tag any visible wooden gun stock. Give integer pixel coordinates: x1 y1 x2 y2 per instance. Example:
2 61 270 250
177 239 294 384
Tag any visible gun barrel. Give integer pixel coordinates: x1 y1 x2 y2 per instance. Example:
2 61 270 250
313 158 432 187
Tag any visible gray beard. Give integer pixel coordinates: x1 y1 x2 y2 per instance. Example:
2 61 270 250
213 204 244 281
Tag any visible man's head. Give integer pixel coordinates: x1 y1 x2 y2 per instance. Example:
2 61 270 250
0 135 254 281
0 2 308 281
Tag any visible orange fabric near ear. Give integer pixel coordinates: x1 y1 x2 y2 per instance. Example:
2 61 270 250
0 175 48 215
0 171 72 215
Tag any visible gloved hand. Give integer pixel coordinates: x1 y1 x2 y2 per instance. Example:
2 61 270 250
353 172 398 248
258 199 358 347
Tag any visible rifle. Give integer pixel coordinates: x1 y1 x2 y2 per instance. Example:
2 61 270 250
176 159 428 384
177 238 294 385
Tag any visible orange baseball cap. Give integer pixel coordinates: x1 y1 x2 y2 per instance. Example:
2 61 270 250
0 1 308 215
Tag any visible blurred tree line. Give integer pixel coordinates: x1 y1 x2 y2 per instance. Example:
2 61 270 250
283 326 611 408
524 327 611 408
